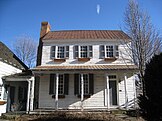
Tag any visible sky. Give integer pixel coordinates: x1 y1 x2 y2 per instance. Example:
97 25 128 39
0 0 162 50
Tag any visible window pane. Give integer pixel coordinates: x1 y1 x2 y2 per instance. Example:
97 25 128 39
80 46 88 58
58 74 64 95
106 46 114 57
57 46 65 58
79 74 89 95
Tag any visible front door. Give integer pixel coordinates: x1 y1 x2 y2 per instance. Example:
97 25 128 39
109 81 117 106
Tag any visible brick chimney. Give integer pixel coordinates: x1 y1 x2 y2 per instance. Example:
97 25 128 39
40 22 51 38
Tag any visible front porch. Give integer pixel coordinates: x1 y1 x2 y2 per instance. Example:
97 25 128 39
33 66 137 111
2 70 34 113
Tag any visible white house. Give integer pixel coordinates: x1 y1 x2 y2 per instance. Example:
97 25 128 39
0 41 28 115
32 22 137 111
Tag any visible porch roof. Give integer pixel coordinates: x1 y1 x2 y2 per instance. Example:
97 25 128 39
32 65 138 71
3 70 33 80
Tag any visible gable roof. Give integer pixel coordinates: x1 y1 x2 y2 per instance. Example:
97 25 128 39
0 41 28 70
42 30 131 40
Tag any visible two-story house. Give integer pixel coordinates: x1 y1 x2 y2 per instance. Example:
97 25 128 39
32 22 137 111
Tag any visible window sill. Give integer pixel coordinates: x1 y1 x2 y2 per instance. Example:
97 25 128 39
0 100 7 105
104 57 117 61
77 95 91 98
78 58 90 61
53 58 66 62
52 95 65 99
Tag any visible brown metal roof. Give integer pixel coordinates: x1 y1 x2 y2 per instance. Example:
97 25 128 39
32 65 137 71
42 30 131 40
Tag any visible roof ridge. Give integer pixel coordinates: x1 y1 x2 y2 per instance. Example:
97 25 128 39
49 30 123 32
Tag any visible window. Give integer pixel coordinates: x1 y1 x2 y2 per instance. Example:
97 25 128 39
57 46 65 59
79 74 89 95
80 46 88 58
100 45 119 58
106 45 114 57
74 45 93 59
51 46 69 59
74 74 94 97
58 74 64 95
49 74 69 97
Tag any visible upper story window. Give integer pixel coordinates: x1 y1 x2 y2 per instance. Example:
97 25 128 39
100 45 119 59
74 45 93 59
51 46 69 59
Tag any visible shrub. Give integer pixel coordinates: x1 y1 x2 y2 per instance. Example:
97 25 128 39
138 53 162 121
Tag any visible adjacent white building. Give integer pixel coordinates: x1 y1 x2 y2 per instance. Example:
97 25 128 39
32 22 137 111
0 42 28 115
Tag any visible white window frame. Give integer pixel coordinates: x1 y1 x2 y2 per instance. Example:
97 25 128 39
79 74 89 95
100 45 119 58
105 45 114 58
78 45 92 58
58 74 64 95
57 46 65 59
51 46 69 59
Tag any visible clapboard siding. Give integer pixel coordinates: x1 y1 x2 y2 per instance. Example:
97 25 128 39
0 61 21 76
39 72 136 109
41 41 133 65
0 61 22 116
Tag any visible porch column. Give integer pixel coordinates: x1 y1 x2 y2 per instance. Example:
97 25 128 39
81 73 84 111
26 80 31 113
55 73 59 110
6 86 10 112
29 77 35 111
106 75 110 110
124 75 128 109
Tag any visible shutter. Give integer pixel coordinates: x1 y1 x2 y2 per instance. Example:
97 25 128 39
74 74 79 95
74 46 78 59
100 45 105 58
65 46 69 58
64 74 69 95
49 74 56 94
115 45 119 57
51 46 55 58
89 45 93 58
89 74 94 95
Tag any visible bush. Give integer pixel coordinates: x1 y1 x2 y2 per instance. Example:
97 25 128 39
138 53 162 121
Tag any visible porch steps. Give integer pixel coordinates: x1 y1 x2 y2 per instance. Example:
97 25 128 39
0 111 26 120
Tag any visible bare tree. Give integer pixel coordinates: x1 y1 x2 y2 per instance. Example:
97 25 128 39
123 0 161 96
13 36 37 68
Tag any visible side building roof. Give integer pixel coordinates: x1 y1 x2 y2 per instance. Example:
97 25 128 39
0 41 28 70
